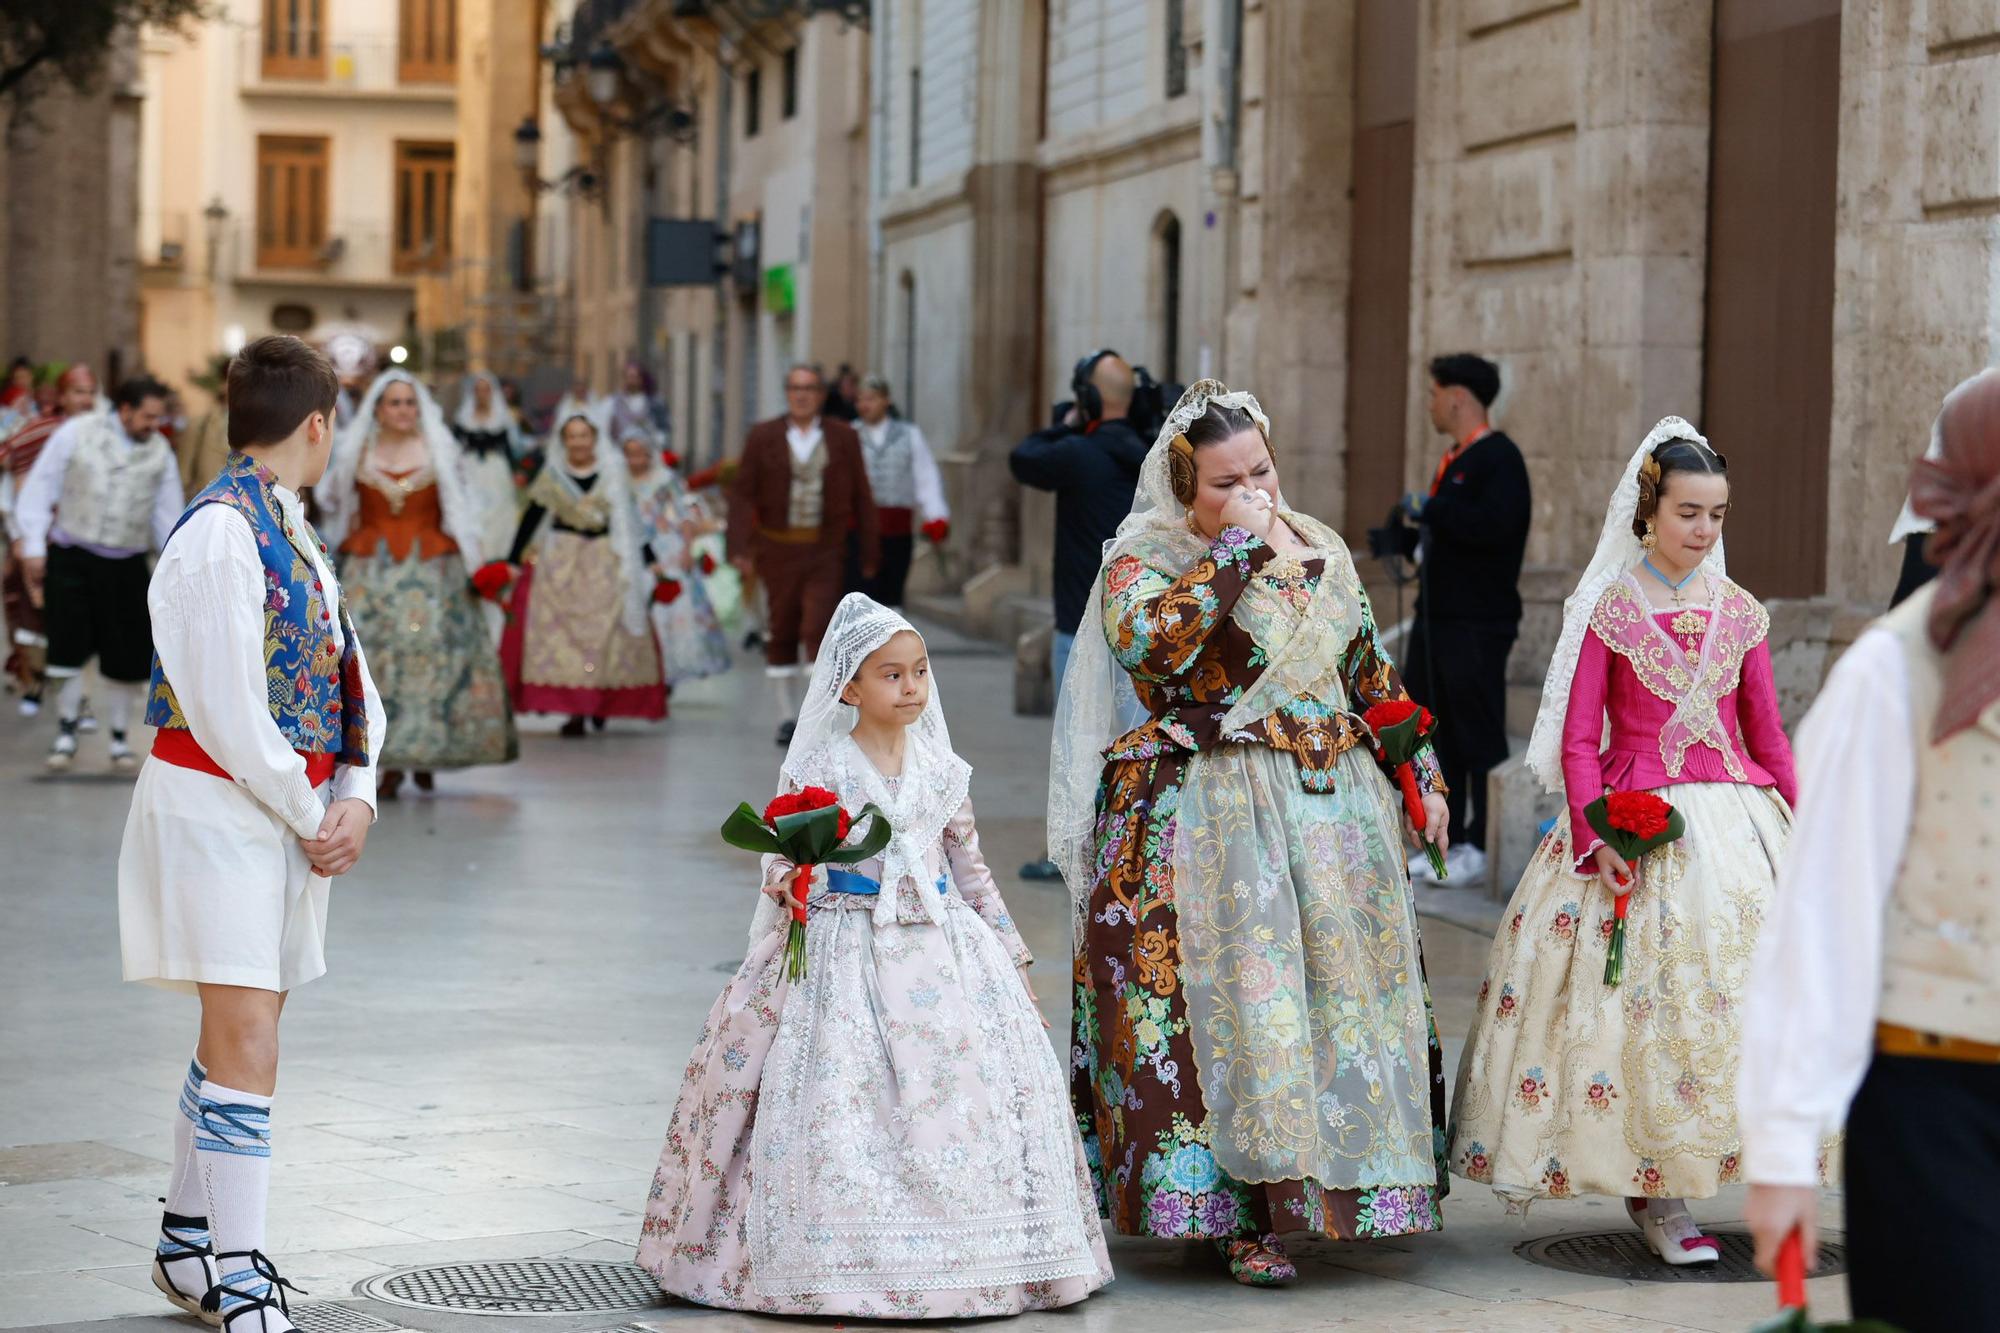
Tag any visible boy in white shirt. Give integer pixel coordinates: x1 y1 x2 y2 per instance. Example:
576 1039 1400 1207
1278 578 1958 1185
119 336 385 1333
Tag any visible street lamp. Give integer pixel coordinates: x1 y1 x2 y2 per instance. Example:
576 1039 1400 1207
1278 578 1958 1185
513 116 542 174
202 197 229 278
585 45 623 108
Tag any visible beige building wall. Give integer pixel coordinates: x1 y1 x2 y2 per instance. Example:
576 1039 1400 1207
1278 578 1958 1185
136 0 457 399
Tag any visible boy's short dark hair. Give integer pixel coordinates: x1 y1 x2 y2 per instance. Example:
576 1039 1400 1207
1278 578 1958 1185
113 375 171 411
227 336 339 449
1428 353 1502 408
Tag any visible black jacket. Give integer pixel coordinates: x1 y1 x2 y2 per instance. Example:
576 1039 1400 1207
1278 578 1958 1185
1010 418 1150 633
1412 430 1532 627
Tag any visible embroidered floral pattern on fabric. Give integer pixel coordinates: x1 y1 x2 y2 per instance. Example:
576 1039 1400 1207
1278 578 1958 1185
1588 576 1768 782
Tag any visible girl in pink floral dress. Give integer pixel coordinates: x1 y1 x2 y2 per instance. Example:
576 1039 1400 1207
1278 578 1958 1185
1449 419 1830 1267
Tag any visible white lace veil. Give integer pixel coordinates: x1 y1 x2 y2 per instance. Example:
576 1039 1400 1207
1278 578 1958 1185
747 593 972 945
454 370 514 435
318 368 487 567
1047 378 1273 942
538 415 651 640
1523 415 1728 796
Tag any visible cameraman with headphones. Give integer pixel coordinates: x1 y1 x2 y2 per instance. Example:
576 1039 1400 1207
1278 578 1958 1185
1011 350 1151 880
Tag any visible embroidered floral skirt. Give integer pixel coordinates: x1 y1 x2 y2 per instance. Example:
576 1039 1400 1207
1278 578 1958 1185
1070 741 1450 1242
500 532 666 720
1449 781 1835 1204
652 575 732 686
637 892 1111 1317
339 548 517 770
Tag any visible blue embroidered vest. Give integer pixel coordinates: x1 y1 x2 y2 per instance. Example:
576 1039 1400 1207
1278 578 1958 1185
145 453 371 765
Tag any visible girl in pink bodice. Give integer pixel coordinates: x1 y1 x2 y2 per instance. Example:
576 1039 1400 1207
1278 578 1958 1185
1448 420 1833 1268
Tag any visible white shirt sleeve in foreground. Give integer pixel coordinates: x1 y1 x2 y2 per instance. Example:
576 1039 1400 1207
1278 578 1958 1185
149 505 326 840
907 425 949 524
11 416 82 557
1738 627 1913 1185
151 450 185 549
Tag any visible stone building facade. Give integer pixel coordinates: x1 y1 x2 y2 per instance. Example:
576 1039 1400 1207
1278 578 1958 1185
0 43 143 384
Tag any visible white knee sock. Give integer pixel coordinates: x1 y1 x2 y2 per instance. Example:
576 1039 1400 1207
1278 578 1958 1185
194 1079 276 1315
54 673 83 723
155 1056 214 1296
105 682 134 738
768 666 798 717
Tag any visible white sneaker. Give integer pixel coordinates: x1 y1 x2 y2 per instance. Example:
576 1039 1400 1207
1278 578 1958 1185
16 696 39 717
1627 1197 1719 1266
45 730 77 771
108 733 138 772
76 698 97 733
1444 843 1487 883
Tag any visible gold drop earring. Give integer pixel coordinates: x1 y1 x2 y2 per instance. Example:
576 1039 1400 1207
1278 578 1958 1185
1641 519 1658 551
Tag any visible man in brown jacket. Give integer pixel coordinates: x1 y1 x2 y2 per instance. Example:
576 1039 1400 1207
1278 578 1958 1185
729 363 879 744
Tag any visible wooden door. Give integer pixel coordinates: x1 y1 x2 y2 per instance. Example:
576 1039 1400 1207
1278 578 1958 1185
1343 0 1418 543
399 0 457 84
1701 0 1841 597
256 135 328 269
262 0 325 80
394 141 455 273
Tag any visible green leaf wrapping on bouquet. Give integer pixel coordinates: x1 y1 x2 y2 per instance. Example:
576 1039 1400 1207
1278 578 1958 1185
1582 794 1687 863
720 802 785 854
1373 710 1428 763
821 802 893 865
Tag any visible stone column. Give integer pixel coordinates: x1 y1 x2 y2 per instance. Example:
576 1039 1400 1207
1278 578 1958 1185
1407 0 1712 576
1824 1 2000 605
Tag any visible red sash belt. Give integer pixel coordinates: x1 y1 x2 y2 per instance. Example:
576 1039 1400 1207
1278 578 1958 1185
877 506 915 537
153 729 338 787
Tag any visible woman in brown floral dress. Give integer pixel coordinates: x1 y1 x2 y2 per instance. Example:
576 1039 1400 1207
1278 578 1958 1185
1050 381 1453 1286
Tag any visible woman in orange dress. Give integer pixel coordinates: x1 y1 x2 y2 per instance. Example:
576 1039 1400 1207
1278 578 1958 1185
318 371 517 798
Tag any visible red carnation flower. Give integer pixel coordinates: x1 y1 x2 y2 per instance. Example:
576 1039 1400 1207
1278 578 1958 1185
470 561 513 602
699 552 717 576
921 518 950 544
652 578 684 605
1604 791 1673 841
661 449 681 468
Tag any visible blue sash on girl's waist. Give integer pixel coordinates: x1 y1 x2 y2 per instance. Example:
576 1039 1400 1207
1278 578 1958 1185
825 869 949 896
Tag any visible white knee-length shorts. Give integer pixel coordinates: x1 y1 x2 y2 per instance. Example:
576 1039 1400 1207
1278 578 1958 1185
119 757 331 993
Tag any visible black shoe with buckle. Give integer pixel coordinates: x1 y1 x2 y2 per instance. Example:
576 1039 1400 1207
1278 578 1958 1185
201 1250 306 1333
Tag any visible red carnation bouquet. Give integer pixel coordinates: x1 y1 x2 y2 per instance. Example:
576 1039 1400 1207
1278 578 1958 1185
1584 790 1686 986
661 448 681 469
921 518 949 544
698 551 717 576
469 561 517 620
1362 701 1447 881
652 577 684 606
721 788 892 979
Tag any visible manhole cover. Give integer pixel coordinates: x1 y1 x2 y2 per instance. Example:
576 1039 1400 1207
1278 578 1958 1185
1516 1228 1845 1283
293 1306 404 1332
359 1260 665 1316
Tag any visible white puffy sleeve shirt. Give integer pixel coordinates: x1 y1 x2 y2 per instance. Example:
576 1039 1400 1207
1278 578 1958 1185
1738 628 1914 1186
149 488 386 838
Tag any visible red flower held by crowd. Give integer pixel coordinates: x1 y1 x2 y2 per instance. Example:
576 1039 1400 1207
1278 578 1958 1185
698 552 717 576
470 561 513 602
921 518 950 544
652 578 685 606
1603 791 1673 841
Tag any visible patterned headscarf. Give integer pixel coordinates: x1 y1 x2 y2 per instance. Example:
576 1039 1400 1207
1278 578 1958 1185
1911 368 2000 741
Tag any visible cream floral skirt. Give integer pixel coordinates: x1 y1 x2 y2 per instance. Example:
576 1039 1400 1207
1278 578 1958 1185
1448 781 1834 1205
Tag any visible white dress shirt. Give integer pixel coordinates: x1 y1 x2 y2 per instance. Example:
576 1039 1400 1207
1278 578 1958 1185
1738 627 1913 1186
148 487 385 835
785 417 824 467
12 413 182 559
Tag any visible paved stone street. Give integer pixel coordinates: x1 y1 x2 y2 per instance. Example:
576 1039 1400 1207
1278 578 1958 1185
3 629 1849 1332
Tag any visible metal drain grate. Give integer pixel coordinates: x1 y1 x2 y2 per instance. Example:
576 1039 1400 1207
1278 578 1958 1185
293 1305 405 1332
360 1260 665 1316
1517 1228 1845 1283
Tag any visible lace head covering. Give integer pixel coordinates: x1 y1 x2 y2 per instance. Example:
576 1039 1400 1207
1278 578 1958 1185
1046 378 1275 942
1524 415 1728 796
748 593 972 943
454 370 513 434
318 368 488 567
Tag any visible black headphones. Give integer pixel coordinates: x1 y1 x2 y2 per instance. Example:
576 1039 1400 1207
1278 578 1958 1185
1072 349 1119 425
